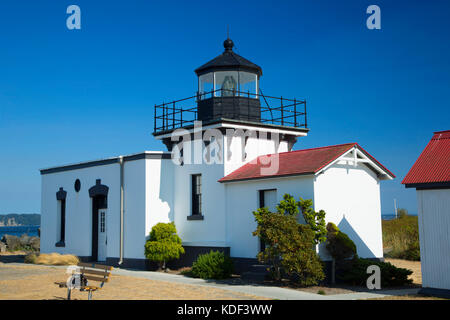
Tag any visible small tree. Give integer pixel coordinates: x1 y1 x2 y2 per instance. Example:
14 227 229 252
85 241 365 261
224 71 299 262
253 195 325 285
144 222 185 271
298 198 327 245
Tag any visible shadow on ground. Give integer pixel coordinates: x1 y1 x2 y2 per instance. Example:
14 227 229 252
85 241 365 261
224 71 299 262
0 254 25 263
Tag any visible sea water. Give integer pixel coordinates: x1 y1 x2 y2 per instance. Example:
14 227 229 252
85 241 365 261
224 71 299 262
0 225 40 239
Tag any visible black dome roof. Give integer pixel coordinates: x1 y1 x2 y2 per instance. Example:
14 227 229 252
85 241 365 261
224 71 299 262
195 39 262 76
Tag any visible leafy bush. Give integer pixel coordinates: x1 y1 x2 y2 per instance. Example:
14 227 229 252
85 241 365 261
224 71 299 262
326 222 356 262
191 251 234 279
402 238 420 261
280 224 325 286
145 222 185 270
253 194 325 286
298 198 327 245
275 194 327 245
339 257 413 287
382 214 420 261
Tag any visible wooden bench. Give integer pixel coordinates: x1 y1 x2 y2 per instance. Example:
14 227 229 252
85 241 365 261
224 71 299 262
55 262 113 300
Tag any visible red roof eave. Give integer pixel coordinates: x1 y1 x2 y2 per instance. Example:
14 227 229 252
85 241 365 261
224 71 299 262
219 142 395 183
402 130 450 185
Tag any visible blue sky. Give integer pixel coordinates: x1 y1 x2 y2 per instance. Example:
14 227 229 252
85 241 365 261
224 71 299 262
0 0 449 215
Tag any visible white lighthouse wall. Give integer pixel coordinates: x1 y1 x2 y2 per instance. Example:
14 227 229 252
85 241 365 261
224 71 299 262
223 130 290 175
313 160 384 259
122 159 147 259
173 146 228 247
145 158 174 240
171 132 293 248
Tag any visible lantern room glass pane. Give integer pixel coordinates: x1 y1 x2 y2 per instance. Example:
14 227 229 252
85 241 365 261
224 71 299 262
199 72 214 99
214 71 239 97
239 71 257 97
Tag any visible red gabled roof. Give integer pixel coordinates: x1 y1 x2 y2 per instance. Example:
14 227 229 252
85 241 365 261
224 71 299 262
219 142 394 183
402 130 450 185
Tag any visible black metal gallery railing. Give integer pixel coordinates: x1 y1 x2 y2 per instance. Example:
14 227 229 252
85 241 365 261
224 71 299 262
153 89 307 135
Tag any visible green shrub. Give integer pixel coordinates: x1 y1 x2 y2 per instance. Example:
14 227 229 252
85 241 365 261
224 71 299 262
326 222 356 262
280 224 325 286
402 238 420 261
339 257 413 287
382 215 420 261
253 195 325 286
298 198 327 245
145 222 185 270
191 251 234 279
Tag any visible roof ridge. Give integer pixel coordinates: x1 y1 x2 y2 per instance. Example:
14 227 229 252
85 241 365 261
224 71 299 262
432 136 450 140
434 130 450 134
274 142 356 157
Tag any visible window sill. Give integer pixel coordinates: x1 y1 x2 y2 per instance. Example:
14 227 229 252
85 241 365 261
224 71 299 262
55 241 65 247
187 215 204 221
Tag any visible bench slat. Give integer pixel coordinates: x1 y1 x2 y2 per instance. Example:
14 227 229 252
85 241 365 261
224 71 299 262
80 268 111 276
78 262 113 270
83 275 109 282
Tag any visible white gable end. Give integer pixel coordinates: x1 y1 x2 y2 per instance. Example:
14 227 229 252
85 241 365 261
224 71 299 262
313 158 383 259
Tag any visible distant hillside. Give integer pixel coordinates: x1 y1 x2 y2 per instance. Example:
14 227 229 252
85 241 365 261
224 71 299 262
0 214 40 226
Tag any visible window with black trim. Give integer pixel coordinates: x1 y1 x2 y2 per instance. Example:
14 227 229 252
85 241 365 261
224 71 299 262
100 211 105 233
59 199 66 242
191 174 202 217
56 187 66 247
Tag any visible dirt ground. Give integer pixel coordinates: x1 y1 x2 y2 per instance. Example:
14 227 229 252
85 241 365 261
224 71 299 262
385 258 422 285
0 262 267 300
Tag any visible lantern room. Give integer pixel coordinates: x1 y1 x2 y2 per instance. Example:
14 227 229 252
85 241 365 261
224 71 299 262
196 38 262 98
195 38 263 122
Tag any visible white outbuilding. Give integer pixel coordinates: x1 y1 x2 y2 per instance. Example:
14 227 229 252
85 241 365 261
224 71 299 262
403 130 450 297
40 39 394 272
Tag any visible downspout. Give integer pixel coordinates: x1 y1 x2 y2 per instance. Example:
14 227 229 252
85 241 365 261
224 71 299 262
118 156 124 265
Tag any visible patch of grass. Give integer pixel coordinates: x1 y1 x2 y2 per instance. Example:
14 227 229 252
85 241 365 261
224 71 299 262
24 253 79 265
317 290 326 295
382 215 420 261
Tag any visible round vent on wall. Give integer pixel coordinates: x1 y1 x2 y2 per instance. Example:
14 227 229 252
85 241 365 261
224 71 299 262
74 179 81 192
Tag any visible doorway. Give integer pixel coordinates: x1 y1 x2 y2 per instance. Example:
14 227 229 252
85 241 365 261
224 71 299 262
91 195 107 261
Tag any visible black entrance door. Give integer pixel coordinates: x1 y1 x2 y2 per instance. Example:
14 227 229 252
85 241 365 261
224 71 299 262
91 195 106 261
